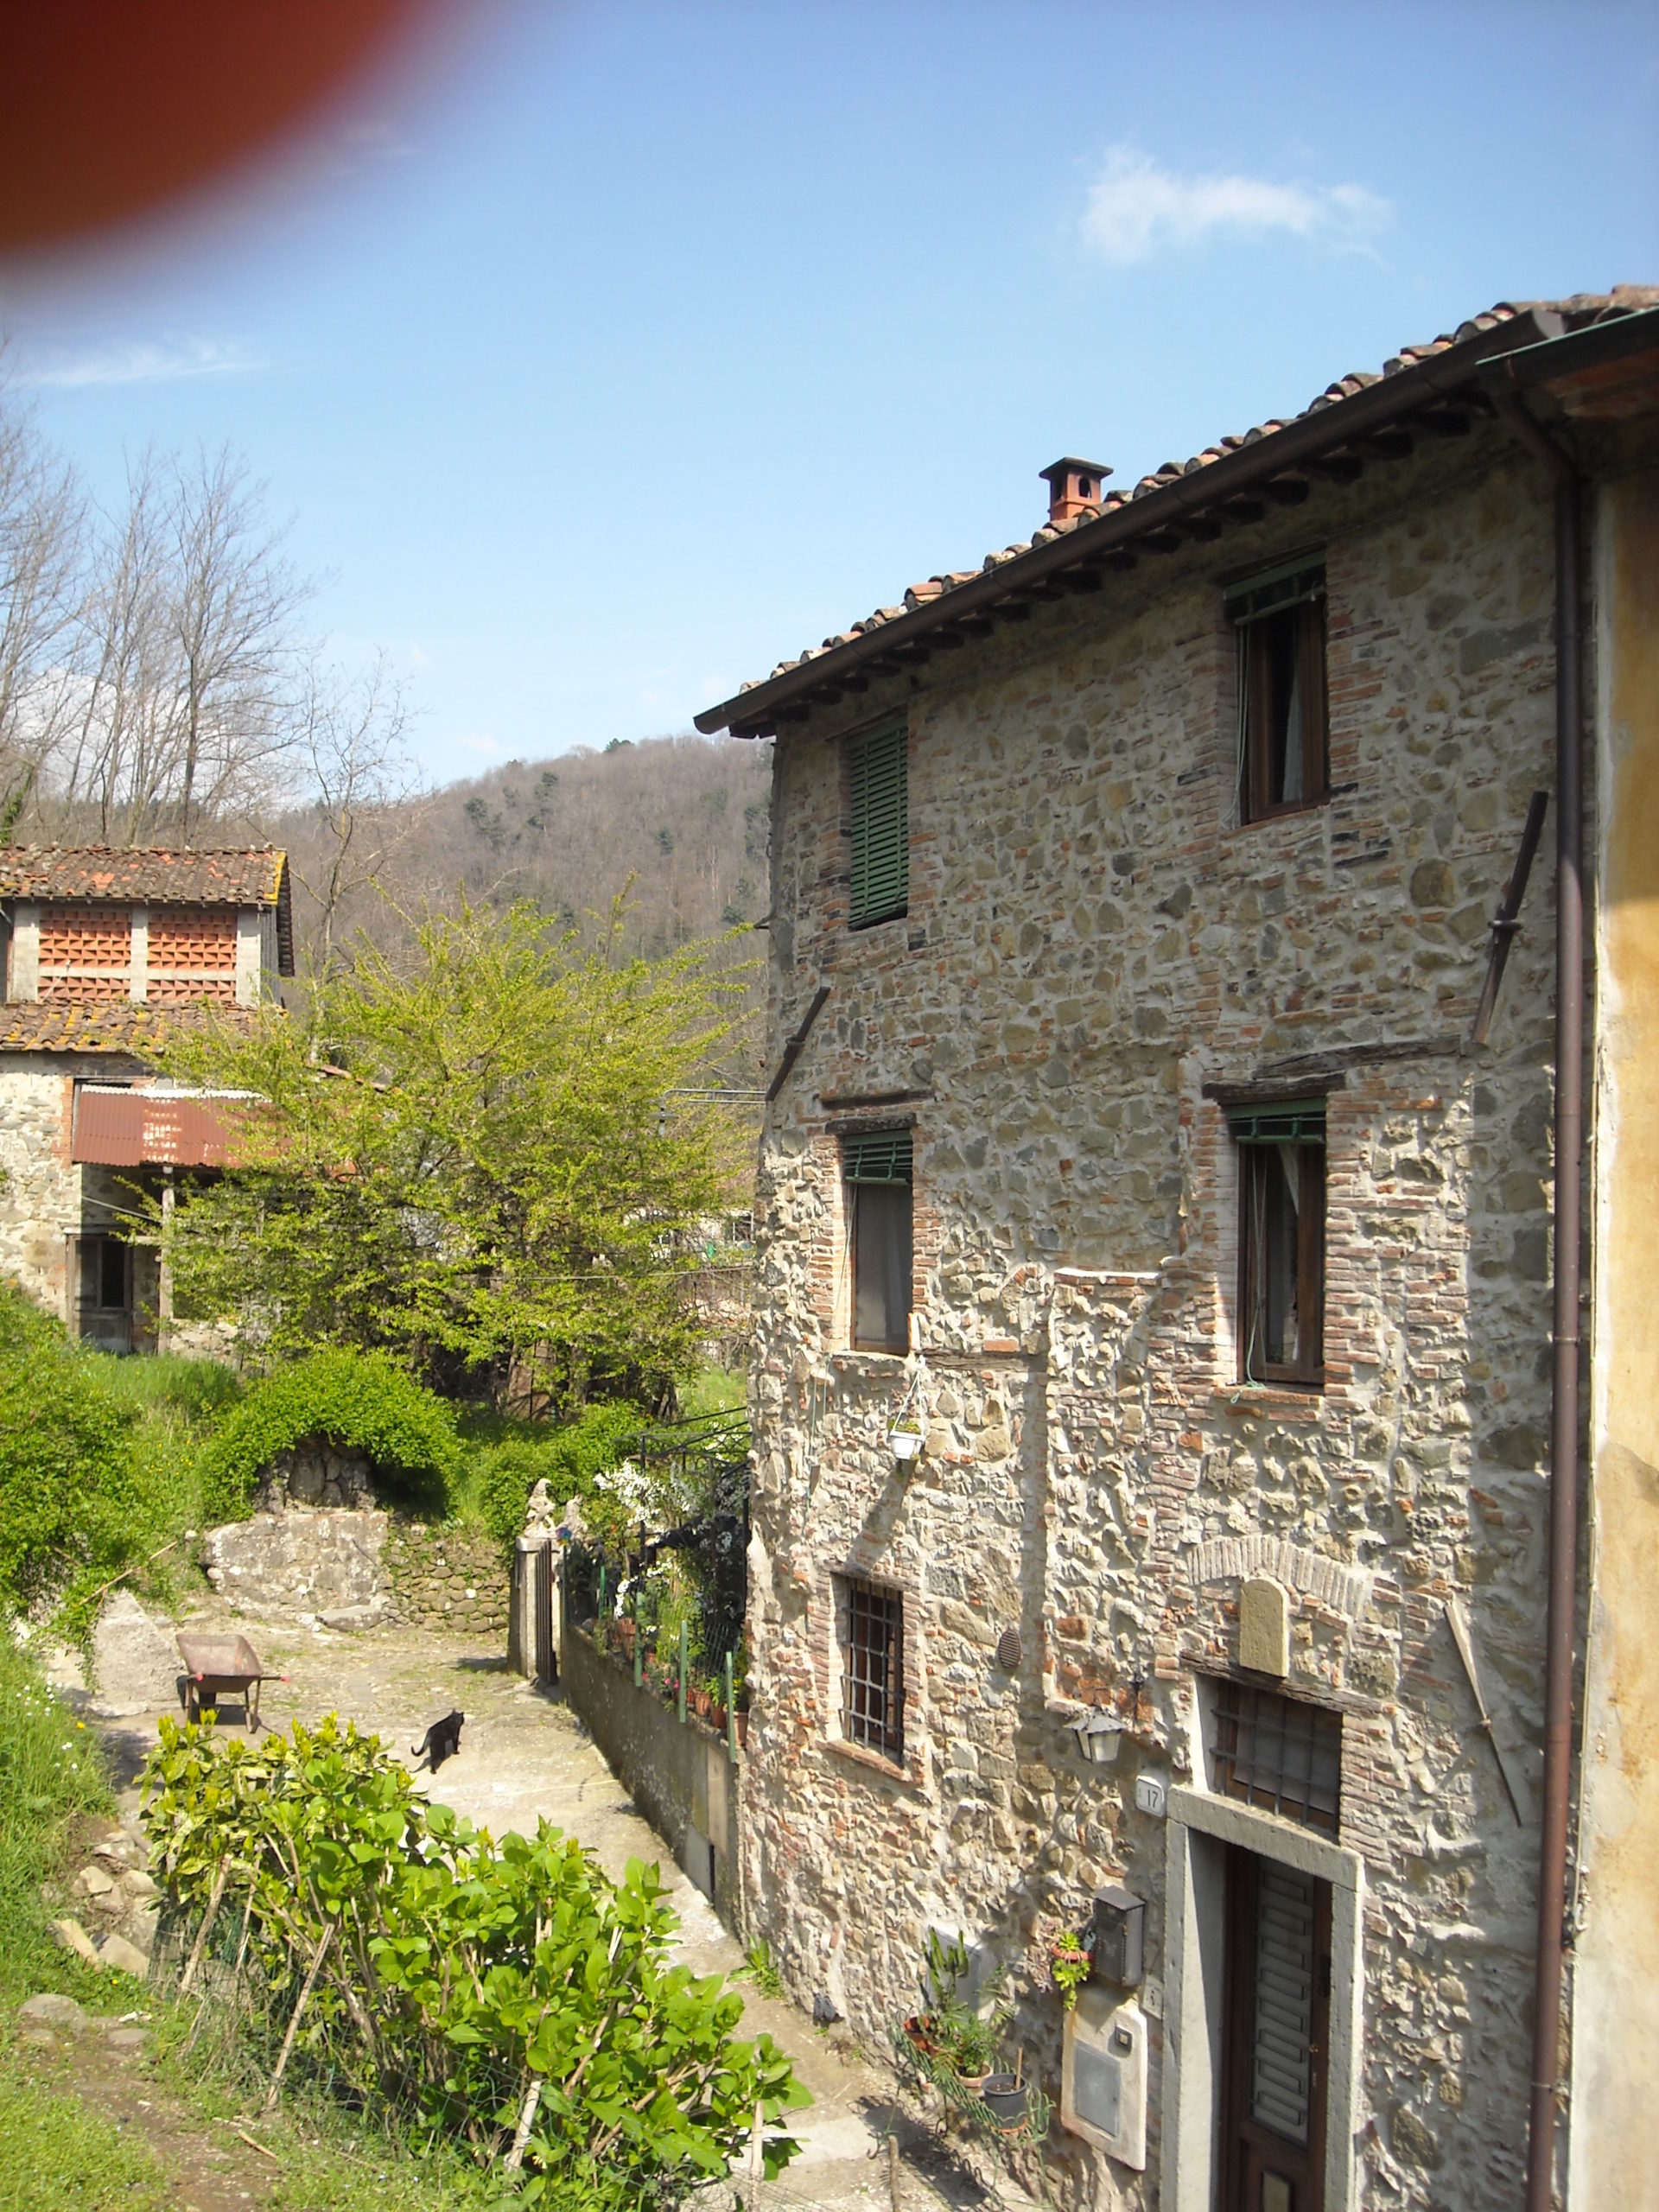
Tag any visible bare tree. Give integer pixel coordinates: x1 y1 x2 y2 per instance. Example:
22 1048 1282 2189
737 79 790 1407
287 652 424 973
0 385 86 840
45 444 311 844
166 445 310 839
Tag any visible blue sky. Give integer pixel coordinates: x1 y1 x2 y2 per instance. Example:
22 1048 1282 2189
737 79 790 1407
3 1 1656 785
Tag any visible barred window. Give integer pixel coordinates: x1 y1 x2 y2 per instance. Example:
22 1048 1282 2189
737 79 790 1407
1210 1681 1342 1835
840 1577 904 1763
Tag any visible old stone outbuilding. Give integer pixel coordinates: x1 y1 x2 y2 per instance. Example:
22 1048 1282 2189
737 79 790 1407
695 294 1659 2209
0 845 292 1351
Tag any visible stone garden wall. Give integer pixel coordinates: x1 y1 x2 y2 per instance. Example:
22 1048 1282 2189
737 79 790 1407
200 1508 510 1640
382 1521 511 1640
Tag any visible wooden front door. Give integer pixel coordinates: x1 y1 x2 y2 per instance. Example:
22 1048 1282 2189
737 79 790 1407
1220 1846 1332 2212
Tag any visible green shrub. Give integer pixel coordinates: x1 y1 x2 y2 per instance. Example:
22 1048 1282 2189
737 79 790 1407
466 1402 644 1545
200 1349 461 1522
141 1714 808 2202
0 1636 112 2005
0 1282 155 1630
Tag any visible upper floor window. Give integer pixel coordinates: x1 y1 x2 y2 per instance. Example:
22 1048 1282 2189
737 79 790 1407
843 1127 912 1354
848 722 908 926
1230 1097 1325 1389
1227 556 1327 823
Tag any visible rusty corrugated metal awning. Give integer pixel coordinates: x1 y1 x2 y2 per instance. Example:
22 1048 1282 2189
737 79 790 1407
72 1090 231 1167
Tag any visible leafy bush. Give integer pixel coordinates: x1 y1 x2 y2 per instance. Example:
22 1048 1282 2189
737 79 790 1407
141 1714 807 2204
200 1348 461 1522
0 1637 112 2005
466 1400 645 1544
0 1282 151 1629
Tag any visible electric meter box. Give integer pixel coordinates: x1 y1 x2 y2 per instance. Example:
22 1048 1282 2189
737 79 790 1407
1089 1884 1146 1988
1061 1987 1147 2169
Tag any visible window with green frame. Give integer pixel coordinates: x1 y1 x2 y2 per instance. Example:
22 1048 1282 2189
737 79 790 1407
842 1128 912 1354
1229 1097 1325 1389
848 722 908 926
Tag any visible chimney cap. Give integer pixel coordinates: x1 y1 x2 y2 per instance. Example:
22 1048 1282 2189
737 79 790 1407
1039 455 1111 488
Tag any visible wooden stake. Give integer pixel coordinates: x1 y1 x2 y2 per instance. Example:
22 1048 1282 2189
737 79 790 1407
180 1857 231 1996
505 2075 543 2171
888 2129 901 2211
263 1920 334 2114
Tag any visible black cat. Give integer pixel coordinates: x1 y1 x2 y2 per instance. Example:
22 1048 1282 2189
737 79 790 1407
412 1709 465 1771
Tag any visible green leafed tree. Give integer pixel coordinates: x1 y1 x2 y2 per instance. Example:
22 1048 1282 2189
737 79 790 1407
155 899 750 1412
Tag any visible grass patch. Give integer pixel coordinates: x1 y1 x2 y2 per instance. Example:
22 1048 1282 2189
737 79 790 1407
0 2068 170 2210
677 1362 747 1420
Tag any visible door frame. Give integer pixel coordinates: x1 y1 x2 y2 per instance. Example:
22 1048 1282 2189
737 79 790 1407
1162 1783 1365 2212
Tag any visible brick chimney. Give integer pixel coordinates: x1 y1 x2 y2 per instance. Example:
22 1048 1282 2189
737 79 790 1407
1039 455 1111 526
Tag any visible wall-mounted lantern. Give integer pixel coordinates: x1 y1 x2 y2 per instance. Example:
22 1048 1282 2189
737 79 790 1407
1069 1709 1124 1765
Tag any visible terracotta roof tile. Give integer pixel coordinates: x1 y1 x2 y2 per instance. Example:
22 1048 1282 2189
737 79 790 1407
0 1001 262 1056
728 292 1659 706
0 845 285 906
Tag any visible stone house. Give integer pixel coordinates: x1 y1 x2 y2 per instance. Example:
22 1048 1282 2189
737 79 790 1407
695 294 1659 2210
0 846 292 1351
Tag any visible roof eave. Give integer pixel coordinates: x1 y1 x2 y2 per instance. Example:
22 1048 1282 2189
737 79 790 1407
695 306 1572 740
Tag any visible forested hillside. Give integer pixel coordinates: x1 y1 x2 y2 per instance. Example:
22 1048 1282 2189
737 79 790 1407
276 733 775 967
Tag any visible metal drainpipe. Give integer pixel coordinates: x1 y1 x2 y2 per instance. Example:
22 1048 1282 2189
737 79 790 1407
1495 372 1584 2212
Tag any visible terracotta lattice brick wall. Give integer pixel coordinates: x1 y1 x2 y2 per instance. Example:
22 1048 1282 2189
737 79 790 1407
148 907 237 971
37 903 130 1003
147 973 237 1005
39 906 129 964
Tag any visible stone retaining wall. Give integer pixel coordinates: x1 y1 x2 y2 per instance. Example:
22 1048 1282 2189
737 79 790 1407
563 1622 742 1933
383 1521 510 1639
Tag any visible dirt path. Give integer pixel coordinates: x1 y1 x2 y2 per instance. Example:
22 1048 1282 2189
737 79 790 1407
69 1604 1041 2212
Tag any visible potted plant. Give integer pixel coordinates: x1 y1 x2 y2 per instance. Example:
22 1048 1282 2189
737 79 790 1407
889 1421 925 1465
938 2003 998 2095
1049 1929 1093 2011
981 2060 1029 2130
902 1930 1011 2094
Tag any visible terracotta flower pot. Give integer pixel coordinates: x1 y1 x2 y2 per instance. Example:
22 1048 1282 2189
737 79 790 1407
903 2014 940 2057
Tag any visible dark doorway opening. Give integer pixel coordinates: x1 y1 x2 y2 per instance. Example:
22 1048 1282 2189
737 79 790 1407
1220 1845 1332 2212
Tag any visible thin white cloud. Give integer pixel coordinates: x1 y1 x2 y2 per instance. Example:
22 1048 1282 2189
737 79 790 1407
19 337 266 390
1082 148 1390 265
459 732 502 760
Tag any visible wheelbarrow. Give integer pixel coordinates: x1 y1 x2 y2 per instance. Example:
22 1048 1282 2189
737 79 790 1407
175 1633 286 1732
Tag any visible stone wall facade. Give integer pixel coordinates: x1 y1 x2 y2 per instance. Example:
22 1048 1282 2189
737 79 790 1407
203 1507 389 1623
0 1052 172 1352
382 1521 511 1640
0 1055 89 1317
741 429 1580 2210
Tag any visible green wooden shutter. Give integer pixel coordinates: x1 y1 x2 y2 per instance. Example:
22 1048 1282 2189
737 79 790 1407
849 724 909 925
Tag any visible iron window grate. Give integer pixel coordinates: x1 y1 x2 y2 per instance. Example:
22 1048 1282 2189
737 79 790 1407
842 1578 904 1762
1223 556 1327 627
1211 1681 1342 1834
842 1128 912 1185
